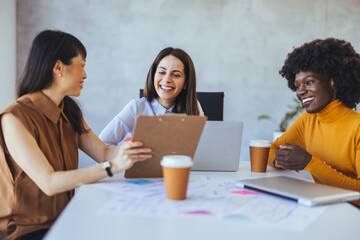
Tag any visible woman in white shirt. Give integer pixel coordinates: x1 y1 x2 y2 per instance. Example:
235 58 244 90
99 47 204 146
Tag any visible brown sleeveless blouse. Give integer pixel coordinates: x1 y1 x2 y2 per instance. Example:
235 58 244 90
0 91 79 239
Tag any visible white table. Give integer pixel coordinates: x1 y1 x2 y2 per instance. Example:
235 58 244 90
44 162 360 240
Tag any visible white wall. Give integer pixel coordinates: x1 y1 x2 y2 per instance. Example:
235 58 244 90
0 0 16 109
16 0 360 167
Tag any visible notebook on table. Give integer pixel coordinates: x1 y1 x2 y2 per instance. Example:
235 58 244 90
191 121 243 171
236 176 360 206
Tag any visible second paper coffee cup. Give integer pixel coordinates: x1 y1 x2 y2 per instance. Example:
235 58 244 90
249 140 271 172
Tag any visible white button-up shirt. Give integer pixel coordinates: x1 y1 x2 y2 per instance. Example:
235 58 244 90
99 97 203 146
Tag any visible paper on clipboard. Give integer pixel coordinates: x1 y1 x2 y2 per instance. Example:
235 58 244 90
125 115 207 178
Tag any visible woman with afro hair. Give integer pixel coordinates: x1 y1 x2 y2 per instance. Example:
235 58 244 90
268 38 360 206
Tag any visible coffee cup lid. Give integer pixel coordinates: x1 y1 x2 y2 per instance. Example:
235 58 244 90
249 139 271 147
160 155 193 168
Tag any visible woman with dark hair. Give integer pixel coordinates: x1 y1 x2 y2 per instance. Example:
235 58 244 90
100 47 203 146
268 38 360 206
0 30 151 240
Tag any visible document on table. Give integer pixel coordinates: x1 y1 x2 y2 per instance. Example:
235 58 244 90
94 177 327 232
92 179 167 198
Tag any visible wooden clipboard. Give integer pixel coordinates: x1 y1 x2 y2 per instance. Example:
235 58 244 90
125 115 207 178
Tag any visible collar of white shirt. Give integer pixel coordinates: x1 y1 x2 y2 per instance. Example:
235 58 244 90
150 98 175 115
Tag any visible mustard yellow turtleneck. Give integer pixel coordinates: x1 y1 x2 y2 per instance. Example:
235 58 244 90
268 100 360 205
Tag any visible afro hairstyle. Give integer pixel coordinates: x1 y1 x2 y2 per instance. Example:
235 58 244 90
279 38 360 109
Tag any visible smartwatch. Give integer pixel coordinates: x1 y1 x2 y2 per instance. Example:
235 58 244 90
101 161 113 177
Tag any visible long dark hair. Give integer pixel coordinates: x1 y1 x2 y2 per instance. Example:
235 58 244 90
143 47 199 115
17 30 88 134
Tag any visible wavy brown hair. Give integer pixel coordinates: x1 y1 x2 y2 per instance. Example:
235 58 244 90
143 47 200 115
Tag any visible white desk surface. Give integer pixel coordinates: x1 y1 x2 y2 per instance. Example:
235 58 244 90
44 162 360 240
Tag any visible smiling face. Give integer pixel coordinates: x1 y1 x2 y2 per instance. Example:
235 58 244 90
294 71 336 113
154 55 186 109
60 54 87 97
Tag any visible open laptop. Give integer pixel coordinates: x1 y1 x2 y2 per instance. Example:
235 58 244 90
237 176 360 206
192 121 243 171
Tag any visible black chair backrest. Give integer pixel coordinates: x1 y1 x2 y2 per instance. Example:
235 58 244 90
139 89 224 121
196 92 224 121
139 89 144 98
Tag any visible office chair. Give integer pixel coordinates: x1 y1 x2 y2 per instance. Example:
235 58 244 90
196 92 224 121
139 89 224 121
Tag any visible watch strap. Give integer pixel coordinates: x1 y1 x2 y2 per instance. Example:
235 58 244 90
101 161 113 177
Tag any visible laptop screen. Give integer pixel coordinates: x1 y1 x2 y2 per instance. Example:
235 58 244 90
192 121 243 171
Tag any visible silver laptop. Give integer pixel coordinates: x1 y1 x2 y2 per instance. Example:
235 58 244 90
192 121 243 171
237 176 360 206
